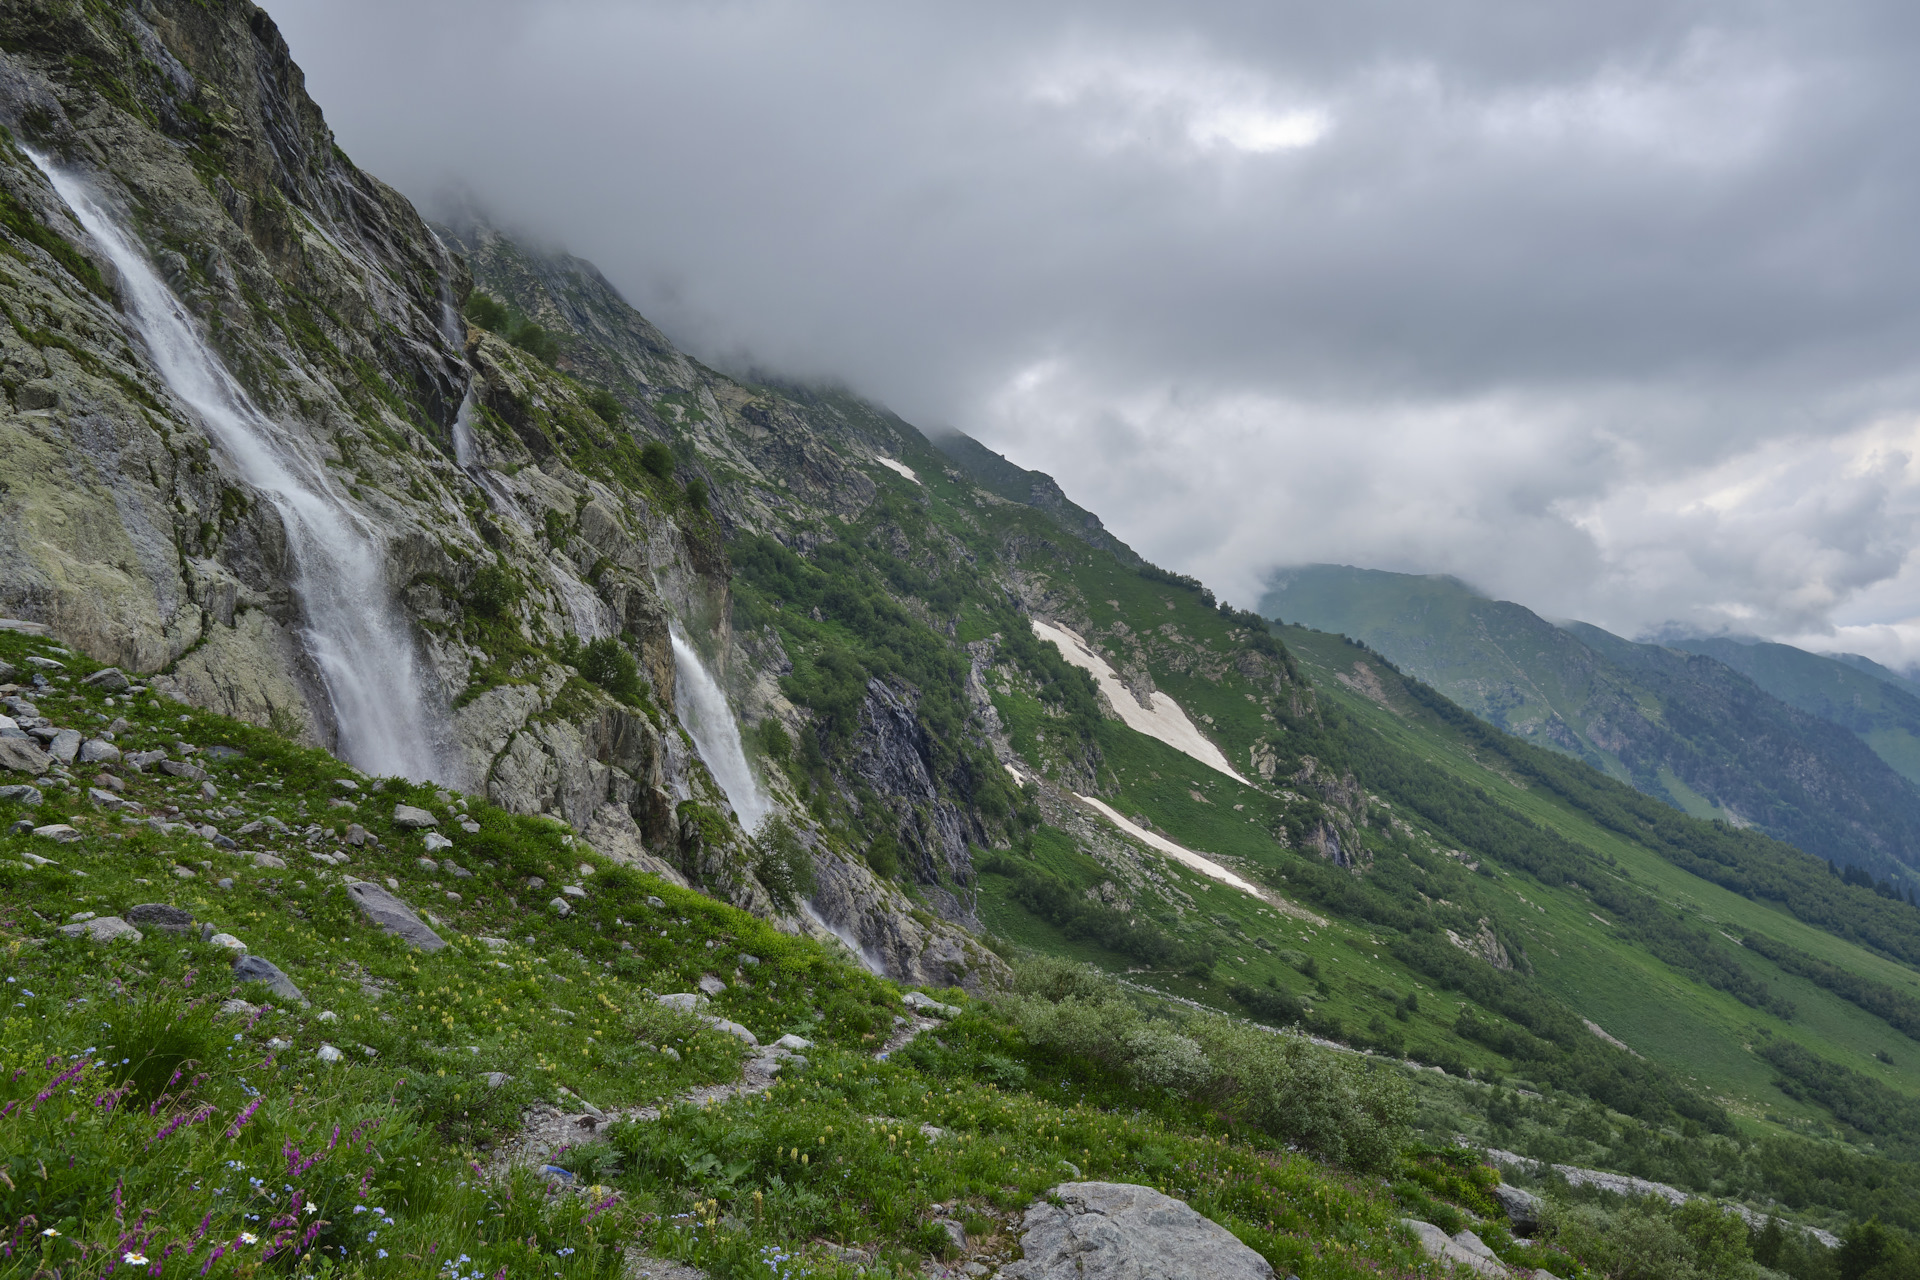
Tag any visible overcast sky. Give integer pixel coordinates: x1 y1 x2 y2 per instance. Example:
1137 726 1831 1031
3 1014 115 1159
271 0 1920 664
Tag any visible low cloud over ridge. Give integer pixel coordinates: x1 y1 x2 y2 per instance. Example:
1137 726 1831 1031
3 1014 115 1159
271 0 1920 665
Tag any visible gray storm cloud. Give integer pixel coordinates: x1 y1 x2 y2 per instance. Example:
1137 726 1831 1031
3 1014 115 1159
269 0 1920 663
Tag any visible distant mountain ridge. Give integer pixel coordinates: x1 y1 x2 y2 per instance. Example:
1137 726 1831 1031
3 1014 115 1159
1263 565 1920 891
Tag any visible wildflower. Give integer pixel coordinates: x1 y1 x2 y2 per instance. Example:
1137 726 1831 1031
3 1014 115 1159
378 1249 389 1259
124 1253 149 1266
240 1233 259 1245
41 1228 59 1238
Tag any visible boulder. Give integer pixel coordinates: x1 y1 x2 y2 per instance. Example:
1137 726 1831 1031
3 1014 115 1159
58 916 142 943
903 991 961 1018
697 974 727 996
78 738 121 764
345 881 447 951
32 824 82 843
1401 1221 1507 1277
126 904 195 934
208 933 247 952
1001 1183 1274 1280
1493 1183 1544 1236
392 804 438 829
0 785 43 806
82 668 130 692
657 993 708 1013
158 759 207 782
233 954 307 1004
548 896 572 917
423 831 453 852
251 852 286 869
703 1016 758 1045
45 730 80 764
0 738 50 774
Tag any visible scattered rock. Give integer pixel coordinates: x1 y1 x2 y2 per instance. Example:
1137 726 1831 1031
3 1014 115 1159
158 759 208 782
417 857 439 872
697 974 727 997
449 864 472 879
87 787 124 809
737 953 761 967
32 824 82 843
774 1034 813 1051
937 1219 967 1252
92 772 125 792
251 852 286 869
220 999 262 1017
0 785 43 806
548 897 572 917
344 824 374 846
78 739 121 764
647 896 666 908
486 1072 511 1088
659 1046 681 1062
316 1044 343 1063
423 831 453 852
317 1010 338 1022
1002 1184 1275 1280
208 932 247 952
902 991 961 1018
0 738 51 774
479 936 510 950
527 876 547 890
23 655 63 670
58 916 142 943
345 881 448 951
82 668 131 692
657 993 708 1013
392 804 438 829
562 884 586 898
459 819 480 833
19 850 55 866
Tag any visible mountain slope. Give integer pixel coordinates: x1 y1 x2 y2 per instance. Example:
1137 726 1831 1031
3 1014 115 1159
1265 565 1920 890
1672 635 1920 788
5 2 1920 1267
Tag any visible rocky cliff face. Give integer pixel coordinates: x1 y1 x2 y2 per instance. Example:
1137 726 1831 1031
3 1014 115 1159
0 0 1003 990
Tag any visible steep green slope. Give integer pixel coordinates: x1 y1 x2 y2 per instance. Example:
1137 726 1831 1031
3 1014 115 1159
1673 636 1920 790
1265 566 1920 890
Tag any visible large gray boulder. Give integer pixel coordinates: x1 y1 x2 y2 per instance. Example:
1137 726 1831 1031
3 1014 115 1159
1493 1183 1543 1236
58 916 142 943
1000 1183 1274 1280
345 881 447 952
232 955 307 1004
1400 1221 1507 1277
0 738 50 775
392 804 438 829
126 903 195 934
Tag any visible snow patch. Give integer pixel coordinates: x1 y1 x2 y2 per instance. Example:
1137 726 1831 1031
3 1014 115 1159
874 457 919 484
1031 619 1250 783
1074 793 1324 923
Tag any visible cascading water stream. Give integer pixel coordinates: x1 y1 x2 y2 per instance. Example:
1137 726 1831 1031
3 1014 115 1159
670 627 772 834
32 152 452 784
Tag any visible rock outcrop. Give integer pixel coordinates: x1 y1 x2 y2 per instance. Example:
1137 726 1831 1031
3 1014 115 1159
1001 1183 1275 1280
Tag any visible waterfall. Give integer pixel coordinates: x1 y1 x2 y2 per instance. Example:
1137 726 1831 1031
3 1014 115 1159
33 152 452 784
800 900 887 975
670 627 772 833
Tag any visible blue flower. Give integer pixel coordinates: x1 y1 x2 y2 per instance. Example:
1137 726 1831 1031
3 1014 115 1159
377 1249 389 1259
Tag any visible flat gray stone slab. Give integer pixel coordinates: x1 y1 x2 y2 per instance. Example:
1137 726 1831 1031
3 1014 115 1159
58 916 142 943
1002 1183 1274 1280
0 738 50 774
233 954 307 1004
345 880 447 951
392 804 438 829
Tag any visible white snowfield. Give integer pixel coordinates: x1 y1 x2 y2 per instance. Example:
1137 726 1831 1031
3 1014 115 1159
873 456 919 484
1029 619 1251 784
1074 793 1325 924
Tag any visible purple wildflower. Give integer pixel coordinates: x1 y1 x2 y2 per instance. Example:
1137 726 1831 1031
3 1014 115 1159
224 1098 262 1140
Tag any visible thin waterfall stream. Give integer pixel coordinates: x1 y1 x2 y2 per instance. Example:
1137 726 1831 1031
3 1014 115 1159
33 153 453 783
670 627 772 834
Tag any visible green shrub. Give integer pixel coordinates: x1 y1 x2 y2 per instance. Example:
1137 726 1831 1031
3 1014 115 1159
467 561 519 619
685 476 710 511
753 818 817 911
641 440 675 480
463 289 509 331
865 828 901 878
1549 1198 1755 1280
585 387 622 424
579 636 644 706
756 718 793 765
508 319 561 364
